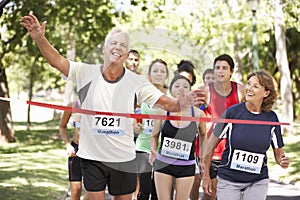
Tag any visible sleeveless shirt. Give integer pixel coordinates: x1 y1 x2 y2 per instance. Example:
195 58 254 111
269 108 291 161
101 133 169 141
158 107 198 162
204 81 240 160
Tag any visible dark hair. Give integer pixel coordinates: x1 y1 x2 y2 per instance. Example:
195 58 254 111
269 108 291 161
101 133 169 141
129 49 139 55
176 60 196 86
202 68 214 80
169 75 191 92
247 70 278 112
148 58 169 78
213 54 235 71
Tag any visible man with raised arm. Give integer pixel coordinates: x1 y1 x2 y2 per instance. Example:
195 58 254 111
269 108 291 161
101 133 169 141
21 12 205 200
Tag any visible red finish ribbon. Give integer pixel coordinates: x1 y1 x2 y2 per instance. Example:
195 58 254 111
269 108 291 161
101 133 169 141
0 97 290 126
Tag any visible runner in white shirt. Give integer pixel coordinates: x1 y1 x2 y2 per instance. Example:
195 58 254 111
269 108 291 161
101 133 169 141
21 12 206 200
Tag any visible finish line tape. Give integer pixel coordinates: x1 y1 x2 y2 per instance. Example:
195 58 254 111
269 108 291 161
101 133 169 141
0 97 290 126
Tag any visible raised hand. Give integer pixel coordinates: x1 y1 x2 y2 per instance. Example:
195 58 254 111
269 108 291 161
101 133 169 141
177 88 207 109
20 12 47 42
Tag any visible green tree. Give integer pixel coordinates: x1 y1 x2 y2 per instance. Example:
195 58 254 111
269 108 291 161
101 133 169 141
121 0 298 129
274 0 293 133
0 0 117 142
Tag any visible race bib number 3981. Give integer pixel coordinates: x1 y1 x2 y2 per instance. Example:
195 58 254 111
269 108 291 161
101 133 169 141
230 149 265 174
91 115 125 136
161 137 192 160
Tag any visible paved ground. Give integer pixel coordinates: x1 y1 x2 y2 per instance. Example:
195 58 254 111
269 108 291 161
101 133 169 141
266 179 300 200
62 178 300 200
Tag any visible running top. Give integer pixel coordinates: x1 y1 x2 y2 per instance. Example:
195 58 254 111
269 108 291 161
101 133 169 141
204 81 240 160
157 107 198 165
214 102 284 183
72 100 81 129
135 102 161 154
67 61 163 162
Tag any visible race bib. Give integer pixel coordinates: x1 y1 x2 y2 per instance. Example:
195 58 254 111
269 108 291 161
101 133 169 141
72 113 81 128
161 137 192 160
143 119 154 134
230 149 265 174
91 115 125 136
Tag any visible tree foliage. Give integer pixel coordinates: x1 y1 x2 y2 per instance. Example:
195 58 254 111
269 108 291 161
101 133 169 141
0 0 119 142
113 0 299 124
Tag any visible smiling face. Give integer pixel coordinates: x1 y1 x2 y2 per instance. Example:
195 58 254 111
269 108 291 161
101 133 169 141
214 60 233 83
149 62 168 85
170 77 191 98
246 75 270 105
103 30 129 66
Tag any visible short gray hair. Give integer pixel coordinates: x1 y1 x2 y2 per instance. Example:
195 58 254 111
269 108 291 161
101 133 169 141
104 28 130 50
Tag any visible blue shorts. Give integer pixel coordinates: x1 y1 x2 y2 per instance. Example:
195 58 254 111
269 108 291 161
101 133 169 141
81 158 137 195
68 141 82 182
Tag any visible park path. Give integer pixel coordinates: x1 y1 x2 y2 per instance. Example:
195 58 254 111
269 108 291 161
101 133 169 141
62 179 300 200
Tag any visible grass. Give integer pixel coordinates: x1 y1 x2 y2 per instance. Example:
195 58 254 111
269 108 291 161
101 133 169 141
0 120 300 199
0 120 70 200
267 125 300 185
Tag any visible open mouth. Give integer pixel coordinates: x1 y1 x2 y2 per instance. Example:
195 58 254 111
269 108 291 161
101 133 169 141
112 52 121 58
246 93 254 97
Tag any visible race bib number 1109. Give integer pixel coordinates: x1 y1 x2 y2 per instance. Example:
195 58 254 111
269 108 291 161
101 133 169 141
230 149 265 174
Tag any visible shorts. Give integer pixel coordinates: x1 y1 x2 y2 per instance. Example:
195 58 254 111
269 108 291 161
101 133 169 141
209 160 221 179
81 158 137 195
154 159 195 178
136 151 152 174
217 176 269 200
68 141 82 182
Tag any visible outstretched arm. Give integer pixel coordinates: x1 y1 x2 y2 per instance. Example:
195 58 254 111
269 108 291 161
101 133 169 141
20 12 70 76
155 88 206 112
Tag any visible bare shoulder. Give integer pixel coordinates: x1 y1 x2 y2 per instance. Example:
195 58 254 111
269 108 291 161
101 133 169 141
236 82 245 101
193 106 206 118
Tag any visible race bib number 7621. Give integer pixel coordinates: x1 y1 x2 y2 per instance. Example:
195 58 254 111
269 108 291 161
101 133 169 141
91 115 125 136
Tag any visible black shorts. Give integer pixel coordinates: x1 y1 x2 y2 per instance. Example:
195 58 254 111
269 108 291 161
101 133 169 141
154 159 195 178
68 141 82 182
209 160 221 179
81 158 137 195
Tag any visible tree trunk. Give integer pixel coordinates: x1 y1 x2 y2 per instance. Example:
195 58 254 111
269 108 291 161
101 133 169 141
274 0 294 134
233 33 243 84
0 67 16 143
26 57 37 130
